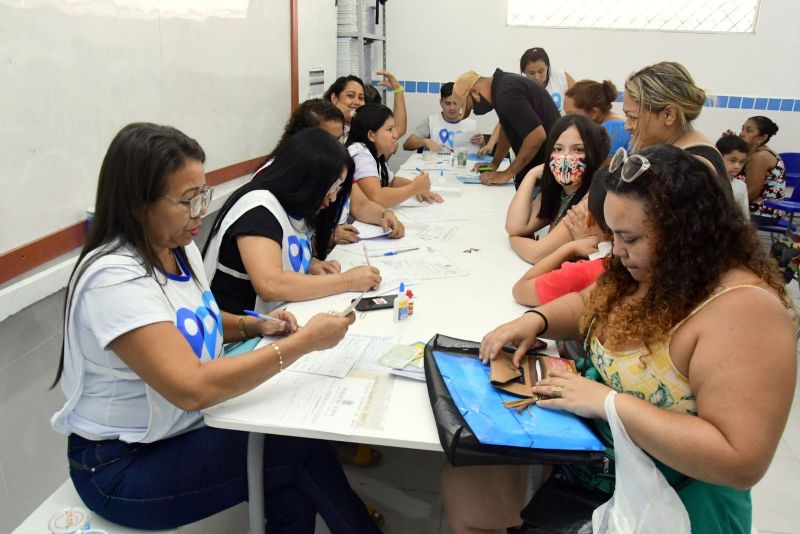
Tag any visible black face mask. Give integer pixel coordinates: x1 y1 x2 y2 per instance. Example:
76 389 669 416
472 94 494 115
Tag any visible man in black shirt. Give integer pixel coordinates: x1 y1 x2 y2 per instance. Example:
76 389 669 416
452 69 559 187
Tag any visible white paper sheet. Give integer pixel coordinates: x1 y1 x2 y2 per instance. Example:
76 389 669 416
350 220 391 239
261 333 397 378
397 205 467 223
408 223 458 241
368 254 468 281
206 372 374 435
336 236 425 255
451 130 480 150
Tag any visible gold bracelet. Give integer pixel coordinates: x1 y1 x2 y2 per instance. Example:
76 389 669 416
392 85 404 94
271 343 283 372
238 316 248 340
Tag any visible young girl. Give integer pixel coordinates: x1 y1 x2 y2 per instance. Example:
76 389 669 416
512 169 610 306
506 114 610 264
203 128 381 315
346 103 442 207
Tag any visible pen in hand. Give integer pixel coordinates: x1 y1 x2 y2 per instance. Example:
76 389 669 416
243 309 300 330
361 241 371 266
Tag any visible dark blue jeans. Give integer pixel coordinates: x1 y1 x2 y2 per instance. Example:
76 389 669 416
67 428 379 533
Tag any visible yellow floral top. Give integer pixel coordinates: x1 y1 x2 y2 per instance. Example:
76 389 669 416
587 285 779 416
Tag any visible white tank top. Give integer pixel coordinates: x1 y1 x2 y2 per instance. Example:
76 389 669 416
545 68 569 114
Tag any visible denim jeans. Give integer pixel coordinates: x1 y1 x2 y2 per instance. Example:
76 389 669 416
67 427 379 533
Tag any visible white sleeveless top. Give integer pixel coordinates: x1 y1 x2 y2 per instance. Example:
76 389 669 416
545 68 569 114
203 190 313 314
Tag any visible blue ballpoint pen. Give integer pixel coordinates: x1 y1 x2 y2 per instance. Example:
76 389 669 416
243 309 293 328
382 247 419 256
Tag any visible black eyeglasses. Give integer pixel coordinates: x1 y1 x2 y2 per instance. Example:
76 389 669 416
609 147 651 183
162 186 214 218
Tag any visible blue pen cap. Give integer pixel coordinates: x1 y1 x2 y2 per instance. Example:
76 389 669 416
399 282 405 293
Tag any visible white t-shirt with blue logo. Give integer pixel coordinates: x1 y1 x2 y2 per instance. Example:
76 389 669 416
51 242 223 443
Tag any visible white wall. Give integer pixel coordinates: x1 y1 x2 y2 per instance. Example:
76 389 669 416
298 0 337 102
0 1 290 254
387 0 800 156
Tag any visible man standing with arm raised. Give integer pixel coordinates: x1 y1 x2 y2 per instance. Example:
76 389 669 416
452 69 559 187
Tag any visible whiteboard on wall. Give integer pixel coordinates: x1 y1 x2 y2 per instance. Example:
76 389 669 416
0 1 290 253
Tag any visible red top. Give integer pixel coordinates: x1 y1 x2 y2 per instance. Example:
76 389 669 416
533 258 604 304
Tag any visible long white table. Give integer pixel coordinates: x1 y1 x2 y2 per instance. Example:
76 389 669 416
203 154 536 533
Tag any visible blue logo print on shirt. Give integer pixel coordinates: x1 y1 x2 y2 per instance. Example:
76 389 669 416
175 291 222 359
551 92 562 111
438 128 463 149
287 235 312 273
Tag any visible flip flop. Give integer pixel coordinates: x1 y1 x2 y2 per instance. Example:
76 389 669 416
338 443 383 468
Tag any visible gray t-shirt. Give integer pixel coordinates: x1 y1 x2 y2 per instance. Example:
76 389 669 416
413 116 431 139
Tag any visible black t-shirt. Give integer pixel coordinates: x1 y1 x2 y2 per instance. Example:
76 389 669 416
491 68 560 185
210 206 283 314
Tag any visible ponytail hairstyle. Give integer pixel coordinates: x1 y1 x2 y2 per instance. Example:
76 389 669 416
748 115 779 143
345 103 394 187
519 47 551 83
624 62 706 149
565 79 618 117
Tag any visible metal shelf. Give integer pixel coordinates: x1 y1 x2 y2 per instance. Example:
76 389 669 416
336 0 386 80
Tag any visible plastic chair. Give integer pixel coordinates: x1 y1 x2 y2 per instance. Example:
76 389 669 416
756 184 800 237
779 152 800 188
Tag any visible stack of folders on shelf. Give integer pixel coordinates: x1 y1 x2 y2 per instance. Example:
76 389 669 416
337 38 361 77
336 0 358 33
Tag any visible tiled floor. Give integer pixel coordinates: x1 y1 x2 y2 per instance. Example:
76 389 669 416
317 281 800 534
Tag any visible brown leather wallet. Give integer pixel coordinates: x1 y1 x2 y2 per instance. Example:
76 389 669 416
490 353 577 398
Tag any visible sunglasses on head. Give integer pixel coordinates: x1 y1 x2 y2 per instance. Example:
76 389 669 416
609 147 651 183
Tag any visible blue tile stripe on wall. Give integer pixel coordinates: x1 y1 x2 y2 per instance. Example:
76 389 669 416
397 81 800 112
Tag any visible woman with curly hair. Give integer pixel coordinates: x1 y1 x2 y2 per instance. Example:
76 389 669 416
443 145 796 534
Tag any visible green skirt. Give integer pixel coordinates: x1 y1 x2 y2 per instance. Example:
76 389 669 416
557 418 751 534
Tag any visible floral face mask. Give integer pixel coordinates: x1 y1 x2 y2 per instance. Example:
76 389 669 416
549 154 586 186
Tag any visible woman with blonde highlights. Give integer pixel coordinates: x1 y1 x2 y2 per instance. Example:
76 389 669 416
444 145 796 534
622 61 730 191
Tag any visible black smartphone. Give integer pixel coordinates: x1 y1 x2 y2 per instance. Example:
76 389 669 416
355 294 397 312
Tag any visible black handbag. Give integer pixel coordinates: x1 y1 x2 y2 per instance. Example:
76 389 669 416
423 334 606 467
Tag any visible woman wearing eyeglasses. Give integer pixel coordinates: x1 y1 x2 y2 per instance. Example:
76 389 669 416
443 145 795 534
203 128 381 316
51 123 380 532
